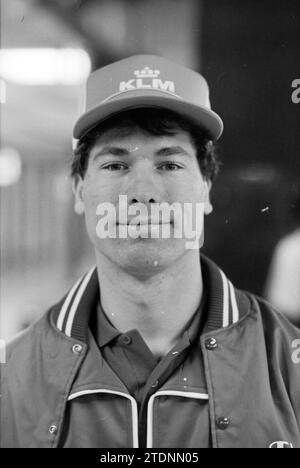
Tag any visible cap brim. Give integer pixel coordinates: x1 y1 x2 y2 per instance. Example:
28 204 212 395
73 91 223 141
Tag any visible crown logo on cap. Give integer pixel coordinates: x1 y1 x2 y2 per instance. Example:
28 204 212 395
134 67 160 79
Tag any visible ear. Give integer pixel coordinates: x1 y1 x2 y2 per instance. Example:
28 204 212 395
72 175 85 215
203 180 213 215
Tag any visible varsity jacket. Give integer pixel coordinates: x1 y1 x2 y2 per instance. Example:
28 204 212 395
1 255 300 448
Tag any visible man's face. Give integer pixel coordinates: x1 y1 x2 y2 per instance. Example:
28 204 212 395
73 126 212 277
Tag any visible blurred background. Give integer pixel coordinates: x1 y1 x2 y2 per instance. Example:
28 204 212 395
1 0 300 340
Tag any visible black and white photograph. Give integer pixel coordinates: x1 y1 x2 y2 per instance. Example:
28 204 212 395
1 0 300 451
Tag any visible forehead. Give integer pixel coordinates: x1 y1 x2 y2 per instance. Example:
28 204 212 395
90 126 196 152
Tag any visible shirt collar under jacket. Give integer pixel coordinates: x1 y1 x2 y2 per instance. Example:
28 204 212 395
93 284 206 349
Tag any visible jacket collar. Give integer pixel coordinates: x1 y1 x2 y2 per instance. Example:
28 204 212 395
201 255 250 332
52 254 250 343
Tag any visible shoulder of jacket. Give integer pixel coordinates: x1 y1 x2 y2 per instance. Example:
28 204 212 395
239 290 300 338
4 299 65 365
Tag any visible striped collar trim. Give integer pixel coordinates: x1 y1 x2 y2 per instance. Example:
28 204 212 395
53 255 250 342
201 255 250 331
54 266 99 342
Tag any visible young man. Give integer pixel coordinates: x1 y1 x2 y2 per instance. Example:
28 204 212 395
1 55 300 448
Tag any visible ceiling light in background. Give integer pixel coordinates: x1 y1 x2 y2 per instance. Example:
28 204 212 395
0 48 92 85
0 147 22 186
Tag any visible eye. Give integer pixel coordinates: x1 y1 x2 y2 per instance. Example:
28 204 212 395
102 163 128 171
159 162 183 171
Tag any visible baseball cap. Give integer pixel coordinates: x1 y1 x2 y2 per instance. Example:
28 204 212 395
73 54 223 141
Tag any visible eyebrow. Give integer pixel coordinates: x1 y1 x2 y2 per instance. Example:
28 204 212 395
92 145 192 161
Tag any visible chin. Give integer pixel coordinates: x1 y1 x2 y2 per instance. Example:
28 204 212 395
97 237 187 278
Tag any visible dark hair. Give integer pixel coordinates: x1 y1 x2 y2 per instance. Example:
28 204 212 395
71 108 221 181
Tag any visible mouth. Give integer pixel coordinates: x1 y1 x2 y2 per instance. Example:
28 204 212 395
117 220 173 226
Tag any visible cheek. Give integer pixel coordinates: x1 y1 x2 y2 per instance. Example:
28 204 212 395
83 174 116 207
82 179 116 229
168 178 206 204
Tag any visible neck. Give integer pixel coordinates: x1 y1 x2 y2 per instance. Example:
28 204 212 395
95 251 203 356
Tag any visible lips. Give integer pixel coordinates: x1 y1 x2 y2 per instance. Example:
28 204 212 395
117 220 172 226
117 217 172 225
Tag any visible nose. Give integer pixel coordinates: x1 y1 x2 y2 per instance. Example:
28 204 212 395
130 195 156 205
127 163 163 206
